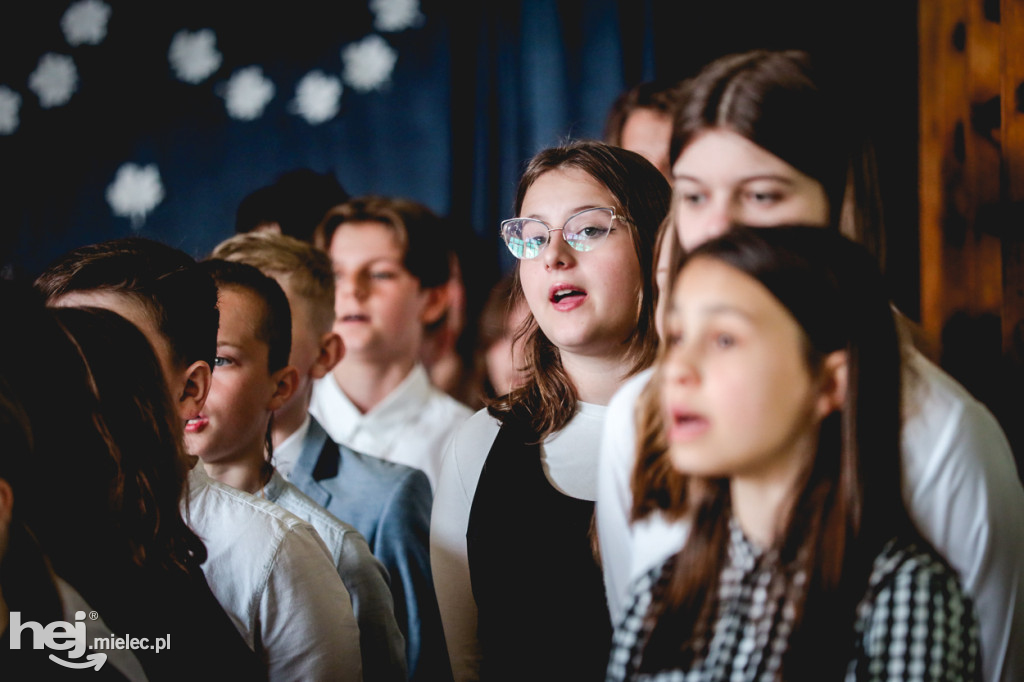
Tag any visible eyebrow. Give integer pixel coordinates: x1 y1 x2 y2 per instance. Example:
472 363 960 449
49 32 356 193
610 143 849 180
672 173 797 186
671 302 757 321
524 205 603 221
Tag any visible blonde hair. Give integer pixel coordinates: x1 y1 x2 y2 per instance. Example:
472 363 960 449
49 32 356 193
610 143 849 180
211 232 335 334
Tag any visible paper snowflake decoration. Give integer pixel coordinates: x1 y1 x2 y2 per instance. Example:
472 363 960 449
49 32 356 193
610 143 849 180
291 71 342 124
106 163 165 228
168 29 223 84
221 66 275 120
342 35 397 93
61 0 111 46
370 0 424 32
28 53 79 108
0 87 22 135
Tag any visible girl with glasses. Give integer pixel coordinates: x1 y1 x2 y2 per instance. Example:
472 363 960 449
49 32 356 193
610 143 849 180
431 140 670 681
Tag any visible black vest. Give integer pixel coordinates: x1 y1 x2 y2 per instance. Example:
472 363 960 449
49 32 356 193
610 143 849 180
466 418 612 681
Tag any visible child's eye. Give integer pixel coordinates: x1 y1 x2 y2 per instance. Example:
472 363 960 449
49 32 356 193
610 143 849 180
744 190 782 205
678 193 705 206
370 271 397 280
714 333 735 349
665 332 683 347
213 356 233 367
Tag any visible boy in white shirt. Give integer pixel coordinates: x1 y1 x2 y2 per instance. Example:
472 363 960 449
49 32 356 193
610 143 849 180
310 196 473 491
212 232 450 682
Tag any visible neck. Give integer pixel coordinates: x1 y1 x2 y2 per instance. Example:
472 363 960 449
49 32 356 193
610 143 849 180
273 388 311 449
729 434 818 548
331 356 417 413
559 351 636 405
203 453 272 495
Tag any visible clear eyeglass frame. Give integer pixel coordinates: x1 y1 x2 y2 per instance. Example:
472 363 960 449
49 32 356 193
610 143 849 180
499 206 625 260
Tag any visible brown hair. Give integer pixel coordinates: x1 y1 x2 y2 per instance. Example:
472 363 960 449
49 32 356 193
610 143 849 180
631 226 910 679
314 195 451 290
212 231 336 334
489 140 670 439
670 50 885 265
604 80 685 147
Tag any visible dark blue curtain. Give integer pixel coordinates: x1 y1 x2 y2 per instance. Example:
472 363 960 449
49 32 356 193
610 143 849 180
1 0 656 281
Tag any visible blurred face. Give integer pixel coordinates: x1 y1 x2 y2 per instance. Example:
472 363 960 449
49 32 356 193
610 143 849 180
660 257 825 483
672 129 830 250
517 167 643 362
328 221 432 365
184 287 276 465
620 108 673 179
485 299 530 395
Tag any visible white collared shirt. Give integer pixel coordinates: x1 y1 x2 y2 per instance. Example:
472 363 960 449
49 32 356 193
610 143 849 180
273 413 311 479
185 466 362 681
310 363 472 489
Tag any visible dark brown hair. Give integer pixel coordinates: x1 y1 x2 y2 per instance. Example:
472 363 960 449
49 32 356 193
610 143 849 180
489 140 670 438
604 80 686 147
670 50 885 265
632 226 909 680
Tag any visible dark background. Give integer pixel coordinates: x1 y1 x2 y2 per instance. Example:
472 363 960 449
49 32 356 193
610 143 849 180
1 0 919 315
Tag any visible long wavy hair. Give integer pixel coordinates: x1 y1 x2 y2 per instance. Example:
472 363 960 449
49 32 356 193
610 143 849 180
488 140 670 439
54 307 208 575
631 226 910 680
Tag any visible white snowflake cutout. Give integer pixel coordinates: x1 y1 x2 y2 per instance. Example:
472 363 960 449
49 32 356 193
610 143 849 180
220 66 275 121
61 0 111 46
342 35 397 93
290 71 342 124
0 87 22 135
28 53 78 108
168 29 223 84
106 163 165 229
370 0 424 32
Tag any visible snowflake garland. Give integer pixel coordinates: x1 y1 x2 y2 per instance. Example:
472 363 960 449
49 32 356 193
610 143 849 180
370 0 424 32
168 29 223 84
0 87 22 135
28 53 79 108
61 0 112 46
106 163 165 228
291 71 343 124
342 35 398 93
221 66 275 121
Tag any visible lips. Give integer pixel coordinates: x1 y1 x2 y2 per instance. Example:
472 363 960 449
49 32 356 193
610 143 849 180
185 415 209 433
549 283 587 312
666 407 709 442
339 312 370 323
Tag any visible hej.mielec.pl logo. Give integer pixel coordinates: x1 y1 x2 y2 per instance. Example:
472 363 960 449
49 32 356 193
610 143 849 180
8 609 171 671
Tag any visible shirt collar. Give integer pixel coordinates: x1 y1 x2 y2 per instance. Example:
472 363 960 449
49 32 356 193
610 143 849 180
328 363 435 443
274 414 311 479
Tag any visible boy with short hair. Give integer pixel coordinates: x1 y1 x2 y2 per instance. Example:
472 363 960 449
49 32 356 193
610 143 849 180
36 237 362 682
197 257 408 682
310 196 473 490
212 231 449 682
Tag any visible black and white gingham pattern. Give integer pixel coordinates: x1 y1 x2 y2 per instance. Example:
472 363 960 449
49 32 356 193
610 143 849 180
606 520 979 682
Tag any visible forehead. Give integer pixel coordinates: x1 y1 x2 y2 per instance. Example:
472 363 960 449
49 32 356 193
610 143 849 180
671 257 780 320
672 128 800 180
520 167 616 218
217 286 265 336
328 220 404 259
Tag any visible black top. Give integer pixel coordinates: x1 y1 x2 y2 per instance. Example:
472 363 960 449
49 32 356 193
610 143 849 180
467 418 611 681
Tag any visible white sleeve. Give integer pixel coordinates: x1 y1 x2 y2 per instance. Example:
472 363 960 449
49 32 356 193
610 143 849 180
901 354 1024 682
261 524 363 682
430 409 497 682
596 369 650 627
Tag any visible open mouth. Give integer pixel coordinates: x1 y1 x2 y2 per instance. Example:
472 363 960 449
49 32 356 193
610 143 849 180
551 287 585 303
667 409 709 441
549 284 588 311
185 415 209 433
340 313 369 322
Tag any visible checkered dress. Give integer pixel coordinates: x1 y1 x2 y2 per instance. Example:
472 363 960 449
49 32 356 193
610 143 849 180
606 520 979 681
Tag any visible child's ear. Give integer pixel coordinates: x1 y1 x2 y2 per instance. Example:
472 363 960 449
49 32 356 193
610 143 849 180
419 284 449 326
177 361 212 422
815 350 848 419
311 332 344 378
269 365 300 411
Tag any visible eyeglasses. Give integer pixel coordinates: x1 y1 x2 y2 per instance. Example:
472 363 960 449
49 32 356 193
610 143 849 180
500 207 624 260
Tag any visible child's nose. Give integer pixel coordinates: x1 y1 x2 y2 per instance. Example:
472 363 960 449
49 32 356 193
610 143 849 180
541 229 576 269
